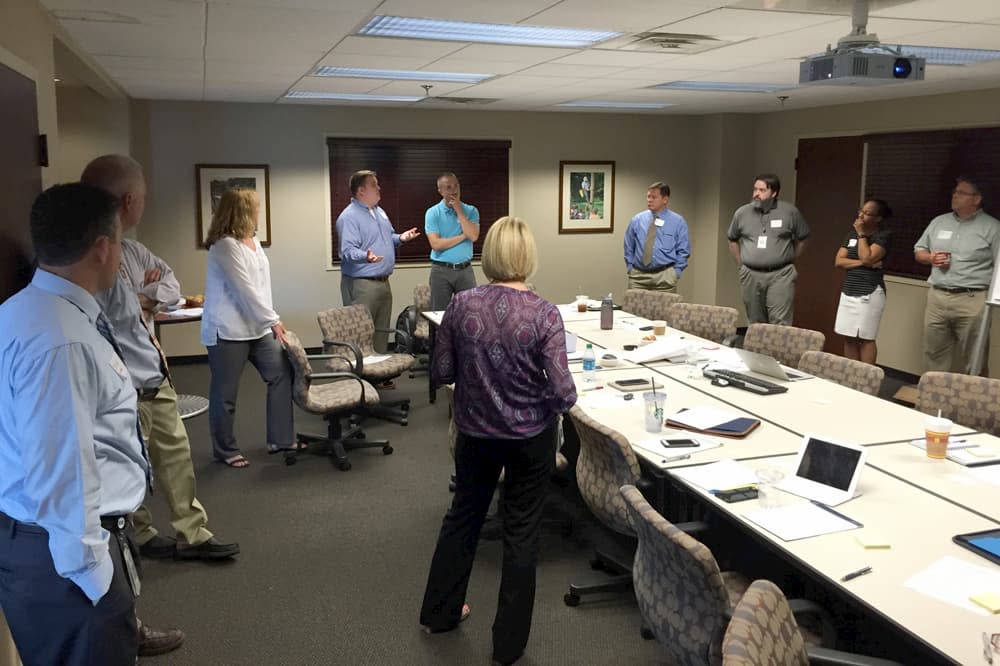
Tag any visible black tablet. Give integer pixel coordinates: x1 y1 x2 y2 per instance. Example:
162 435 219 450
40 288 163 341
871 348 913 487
953 528 1000 566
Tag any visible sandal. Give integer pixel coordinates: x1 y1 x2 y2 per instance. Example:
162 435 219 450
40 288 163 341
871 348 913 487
421 604 470 635
221 454 249 468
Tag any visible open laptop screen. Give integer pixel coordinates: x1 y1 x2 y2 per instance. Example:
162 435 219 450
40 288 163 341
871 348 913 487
795 437 863 491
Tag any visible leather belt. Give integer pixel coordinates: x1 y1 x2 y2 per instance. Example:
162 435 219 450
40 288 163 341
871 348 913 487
932 286 985 294
745 263 791 273
0 512 128 534
356 275 390 282
431 260 472 270
137 387 160 401
634 264 674 274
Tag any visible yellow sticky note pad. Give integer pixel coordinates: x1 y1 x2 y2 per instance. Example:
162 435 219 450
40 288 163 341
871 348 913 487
970 593 1000 614
854 534 891 549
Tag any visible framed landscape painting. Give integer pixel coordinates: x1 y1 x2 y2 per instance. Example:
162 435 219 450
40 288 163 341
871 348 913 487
196 164 271 247
558 161 615 234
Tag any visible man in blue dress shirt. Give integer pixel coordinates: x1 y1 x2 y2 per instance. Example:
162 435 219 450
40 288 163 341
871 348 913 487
0 183 150 664
623 181 691 293
425 172 479 311
337 170 420 352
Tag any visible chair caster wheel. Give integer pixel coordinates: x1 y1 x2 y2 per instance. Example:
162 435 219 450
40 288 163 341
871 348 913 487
401 403 410 412
640 627 654 640
355 432 365 439
383 445 393 455
284 456 296 466
335 459 351 471
400 419 408 426
589 558 605 571
563 593 580 607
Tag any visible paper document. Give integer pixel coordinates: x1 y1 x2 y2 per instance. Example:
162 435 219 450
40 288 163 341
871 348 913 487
363 354 391 365
743 502 861 541
669 459 757 492
908 438 976 451
668 406 746 431
632 436 723 463
163 307 203 317
618 317 653 330
947 447 1000 467
620 337 688 364
904 556 1000 616
578 393 634 410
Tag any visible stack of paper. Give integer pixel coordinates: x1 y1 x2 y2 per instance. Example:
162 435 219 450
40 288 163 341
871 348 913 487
743 503 861 541
669 459 758 491
668 406 745 431
632 437 723 463
620 337 688 364
904 556 1000 615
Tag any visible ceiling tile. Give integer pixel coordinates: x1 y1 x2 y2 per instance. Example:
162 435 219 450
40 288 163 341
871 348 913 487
553 49 687 68
49 1 205 58
315 53 440 70
871 0 1000 22
656 8 843 38
290 76 386 93
374 80 473 96
516 63 630 78
526 0 718 32
448 44 579 63
465 75 587 96
331 35 466 59
375 0 559 24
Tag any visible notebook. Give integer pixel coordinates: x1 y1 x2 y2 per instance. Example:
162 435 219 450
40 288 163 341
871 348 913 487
775 435 867 506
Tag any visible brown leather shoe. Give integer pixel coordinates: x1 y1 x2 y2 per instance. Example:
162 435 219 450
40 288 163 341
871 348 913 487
138 623 185 656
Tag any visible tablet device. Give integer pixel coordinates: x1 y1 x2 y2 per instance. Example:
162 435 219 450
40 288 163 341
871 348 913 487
775 434 867 506
607 378 664 392
954 528 1000 566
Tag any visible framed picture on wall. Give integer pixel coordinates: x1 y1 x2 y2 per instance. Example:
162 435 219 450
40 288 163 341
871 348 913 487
196 164 271 248
558 161 615 234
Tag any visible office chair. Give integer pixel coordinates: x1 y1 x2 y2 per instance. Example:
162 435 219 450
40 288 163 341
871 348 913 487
563 406 648 607
620 485 836 665
622 289 682 321
317 305 415 425
667 302 740 345
723 579 901 666
281 330 390 471
798 351 884 396
408 284 431 378
917 371 1000 436
743 323 825 369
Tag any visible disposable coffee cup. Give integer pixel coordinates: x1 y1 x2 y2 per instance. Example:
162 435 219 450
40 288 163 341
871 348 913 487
925 415 952 459
576 295 589 312
642 391 665 433
652 320 667 336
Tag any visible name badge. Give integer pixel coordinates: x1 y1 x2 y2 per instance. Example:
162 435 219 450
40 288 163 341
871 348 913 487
756 236 768 249
109 354 129 380
937 230 953 240
654 218 664 227
770 219 783 228
848 238 858 248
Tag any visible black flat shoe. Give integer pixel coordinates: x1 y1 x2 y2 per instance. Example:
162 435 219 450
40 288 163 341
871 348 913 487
138 534 177 559
174 537 240 560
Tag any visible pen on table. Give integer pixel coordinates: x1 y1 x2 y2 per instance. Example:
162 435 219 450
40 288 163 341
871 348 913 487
840 565 872 582
581 384 604 392
661 453 691 463
810 500 864 527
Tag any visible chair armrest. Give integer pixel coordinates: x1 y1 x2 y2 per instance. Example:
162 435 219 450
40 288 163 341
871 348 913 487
305 353 344 361
788 598 837 648
375 326 412 352
722 333 739 347
806 646 902 666
322 338 362 373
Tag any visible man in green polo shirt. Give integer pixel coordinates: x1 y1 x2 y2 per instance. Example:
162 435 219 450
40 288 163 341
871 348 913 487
915 176 1000 373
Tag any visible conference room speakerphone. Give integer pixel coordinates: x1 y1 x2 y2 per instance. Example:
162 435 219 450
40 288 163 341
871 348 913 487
702 368 788 395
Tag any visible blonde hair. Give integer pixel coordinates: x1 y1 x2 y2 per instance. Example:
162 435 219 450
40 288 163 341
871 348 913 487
481 216 537 283
205 189 259 247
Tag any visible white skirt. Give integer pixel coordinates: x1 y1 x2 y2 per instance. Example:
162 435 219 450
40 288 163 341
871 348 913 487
834 286 886 340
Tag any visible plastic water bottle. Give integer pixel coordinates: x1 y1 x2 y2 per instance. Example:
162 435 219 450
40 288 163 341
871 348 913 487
600 293 614 330
582 343 596 382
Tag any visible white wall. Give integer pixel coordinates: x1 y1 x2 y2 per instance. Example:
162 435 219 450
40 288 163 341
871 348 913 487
55 84 131 182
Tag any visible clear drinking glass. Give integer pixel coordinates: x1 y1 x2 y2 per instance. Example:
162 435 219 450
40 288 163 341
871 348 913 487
755 467 785 509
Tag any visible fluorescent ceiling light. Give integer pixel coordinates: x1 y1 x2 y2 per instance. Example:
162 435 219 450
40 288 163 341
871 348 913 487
652 81 796 93
558 100 673 109
285 91 421 102
893 45 1000 66
314 66 492 83
359 15 620 48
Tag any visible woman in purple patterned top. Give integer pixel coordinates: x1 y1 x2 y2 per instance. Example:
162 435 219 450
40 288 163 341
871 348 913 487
420 217 576 665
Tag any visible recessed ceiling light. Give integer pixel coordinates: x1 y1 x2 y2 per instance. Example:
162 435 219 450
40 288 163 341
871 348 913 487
53 77 62 83
285 91 421 102
557 100 673 109
652 81 796 93
314 66 492 84
359 15 620 48
893 45 1000 66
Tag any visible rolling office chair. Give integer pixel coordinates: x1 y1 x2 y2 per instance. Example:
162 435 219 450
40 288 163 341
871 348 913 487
667 302 740 345
743 323 825 369
723 579 900 666
798 351 884 396
622 289 682 321
317 305 415 425
620 485 836 665
281 330 390 471
916 371 1000 436
408 284 431 378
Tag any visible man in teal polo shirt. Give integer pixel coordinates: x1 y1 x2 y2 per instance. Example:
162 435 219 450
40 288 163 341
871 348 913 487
425 172 479 311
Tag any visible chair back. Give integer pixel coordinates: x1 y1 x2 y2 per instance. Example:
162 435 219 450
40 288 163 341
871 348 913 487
743 324 824 369
798 351 883 396
414 284 431 339
568 406 641 536
668 303 739 344
281 330 313 408
722 579 809 666
623 289 682 321
620 484 731 666
917 371 1000 436
318 305 376 366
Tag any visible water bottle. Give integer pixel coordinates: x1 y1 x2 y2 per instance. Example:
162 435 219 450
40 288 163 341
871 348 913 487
600 293 614 330
582 343 596 382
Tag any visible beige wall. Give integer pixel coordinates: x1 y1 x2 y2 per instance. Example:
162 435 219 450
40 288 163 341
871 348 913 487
55 85 131 182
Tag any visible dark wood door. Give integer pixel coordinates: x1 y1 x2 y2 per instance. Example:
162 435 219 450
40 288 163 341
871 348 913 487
0 62 41 304
793 136 865 353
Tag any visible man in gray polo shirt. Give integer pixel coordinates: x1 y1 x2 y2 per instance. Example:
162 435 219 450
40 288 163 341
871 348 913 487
914 176 1000 373
727 173 810 325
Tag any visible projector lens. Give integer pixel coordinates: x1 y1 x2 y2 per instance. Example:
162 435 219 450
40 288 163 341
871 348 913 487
893 58 912 78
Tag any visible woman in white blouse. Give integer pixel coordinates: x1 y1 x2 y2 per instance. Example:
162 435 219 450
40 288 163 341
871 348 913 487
201 189 296 468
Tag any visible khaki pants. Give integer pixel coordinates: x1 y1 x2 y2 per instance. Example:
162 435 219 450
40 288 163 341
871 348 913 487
627 266 678 293
923 287 988 374
342 275 394 352
739 264 796 325
133 379 213 547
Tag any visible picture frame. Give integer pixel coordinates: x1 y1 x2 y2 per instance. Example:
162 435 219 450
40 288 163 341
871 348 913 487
558 161 615 234
196 164 271 248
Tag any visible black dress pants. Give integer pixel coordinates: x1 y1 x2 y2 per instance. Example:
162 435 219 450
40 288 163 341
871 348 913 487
420 421 557 663
0 514 138 666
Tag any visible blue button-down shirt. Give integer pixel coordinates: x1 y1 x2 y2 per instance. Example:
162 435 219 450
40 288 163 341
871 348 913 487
336 199 401 278
0 270 147 604
425 200 479 263
623 208 691 276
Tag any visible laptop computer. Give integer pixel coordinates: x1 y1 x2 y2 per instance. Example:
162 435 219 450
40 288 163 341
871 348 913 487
775 435 867 506
736 348 811 382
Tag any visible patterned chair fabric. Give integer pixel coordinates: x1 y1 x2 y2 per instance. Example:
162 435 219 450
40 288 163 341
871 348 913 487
917 372 1000 436
281 330 380 414
569 406 642 537
317 305 414 381
623 289 682 321
798 351 884 396
722 579 809 666
743 324 825 369
413 284 431 341
620 484 750 666
668 303 739 345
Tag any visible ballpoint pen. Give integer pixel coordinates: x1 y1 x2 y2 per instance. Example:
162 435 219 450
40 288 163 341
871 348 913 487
811 500 864 527
841 565 872 582
662 453 691 463
581 385 604 392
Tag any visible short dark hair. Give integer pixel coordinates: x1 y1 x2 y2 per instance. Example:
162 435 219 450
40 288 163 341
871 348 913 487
349 170 377 197
648 181 670 197
30 183 119 266
754 173 781 196
865 198 893 219
955 176 982 197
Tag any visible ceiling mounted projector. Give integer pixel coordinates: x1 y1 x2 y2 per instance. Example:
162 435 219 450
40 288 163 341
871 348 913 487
799 0 925 85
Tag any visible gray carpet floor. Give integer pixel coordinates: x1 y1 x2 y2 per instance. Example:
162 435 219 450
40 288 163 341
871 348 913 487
137 362 666 665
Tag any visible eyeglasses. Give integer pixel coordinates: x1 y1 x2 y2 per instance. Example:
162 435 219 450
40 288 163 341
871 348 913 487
983 632 1000 664
954 189 978 197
